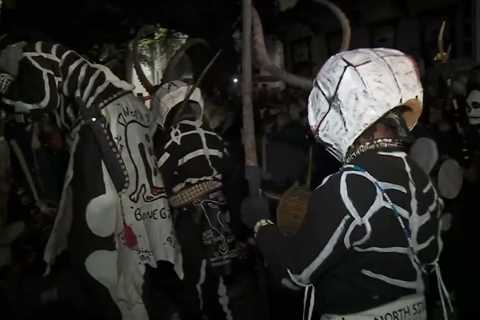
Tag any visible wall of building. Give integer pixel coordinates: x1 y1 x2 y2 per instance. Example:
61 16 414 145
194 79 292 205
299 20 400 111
281 0 477 78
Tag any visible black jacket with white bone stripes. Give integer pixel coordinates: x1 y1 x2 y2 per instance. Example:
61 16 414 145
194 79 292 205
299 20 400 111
155 119 227 197
256 149 443 315
2 41 132 114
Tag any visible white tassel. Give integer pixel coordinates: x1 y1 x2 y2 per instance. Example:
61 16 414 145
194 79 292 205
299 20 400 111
435 262 453 320
303 284 315 320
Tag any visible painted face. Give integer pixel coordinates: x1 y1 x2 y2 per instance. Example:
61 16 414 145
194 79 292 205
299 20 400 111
466 90 480 126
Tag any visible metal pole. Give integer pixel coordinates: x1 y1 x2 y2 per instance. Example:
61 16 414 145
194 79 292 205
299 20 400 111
242 0 260 196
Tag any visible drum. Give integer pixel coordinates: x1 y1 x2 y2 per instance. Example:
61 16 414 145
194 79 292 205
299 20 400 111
437 158 463 199
276 183 311 236
276 146 313 236
409 137 438 175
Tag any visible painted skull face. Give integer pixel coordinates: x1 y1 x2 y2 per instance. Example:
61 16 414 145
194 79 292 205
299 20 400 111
466 90 480 126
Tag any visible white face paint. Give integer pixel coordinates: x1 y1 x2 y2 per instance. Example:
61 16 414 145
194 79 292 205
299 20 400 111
307 48 423 162
466 90 480 126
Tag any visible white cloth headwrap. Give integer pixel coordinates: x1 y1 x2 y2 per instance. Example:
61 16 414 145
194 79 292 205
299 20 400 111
151 80 204 129
308 48 423 162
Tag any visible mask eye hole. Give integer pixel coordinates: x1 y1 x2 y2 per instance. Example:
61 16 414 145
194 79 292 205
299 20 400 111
471 102 480 109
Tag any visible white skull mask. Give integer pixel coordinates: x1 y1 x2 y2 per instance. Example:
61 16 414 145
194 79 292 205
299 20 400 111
466 89 480 126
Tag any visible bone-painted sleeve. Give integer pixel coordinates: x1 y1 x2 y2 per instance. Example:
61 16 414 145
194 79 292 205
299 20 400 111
256 174 349 285
2 41 133 113
415 181 443 266
2 43 63 111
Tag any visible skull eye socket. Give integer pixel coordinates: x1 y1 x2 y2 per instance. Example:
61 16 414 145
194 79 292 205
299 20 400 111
471 101 480 109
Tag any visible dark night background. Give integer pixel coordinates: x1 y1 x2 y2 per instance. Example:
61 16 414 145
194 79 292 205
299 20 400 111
1 0 479 319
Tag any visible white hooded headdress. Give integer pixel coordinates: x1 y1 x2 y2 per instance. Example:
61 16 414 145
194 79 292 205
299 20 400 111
151 80 204 129
308 48 423 162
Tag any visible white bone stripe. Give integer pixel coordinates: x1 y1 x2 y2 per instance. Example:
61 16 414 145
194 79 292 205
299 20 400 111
157 152 170 168
291 215 350 284
196 259 207 311
354 246 409 254
361 269 419 290
178 149 223 166
218 277 234 320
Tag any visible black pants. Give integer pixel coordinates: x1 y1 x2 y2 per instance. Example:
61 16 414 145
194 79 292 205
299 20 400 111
146 212 234 320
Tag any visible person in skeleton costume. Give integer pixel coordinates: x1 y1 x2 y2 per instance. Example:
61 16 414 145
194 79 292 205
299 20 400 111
151 80 237 320
0 40 182 319
241 48 450 320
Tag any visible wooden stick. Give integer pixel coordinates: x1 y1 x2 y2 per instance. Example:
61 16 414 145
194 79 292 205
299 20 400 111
242 2 271 320
242 0 260 196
